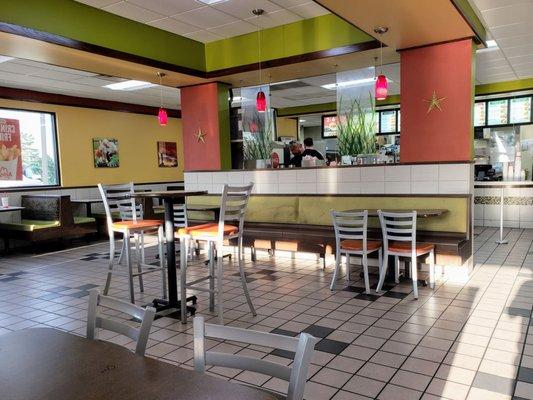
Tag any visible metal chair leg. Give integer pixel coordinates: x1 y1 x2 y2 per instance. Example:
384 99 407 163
216 241 224 325
362 252 370 294
238 237 256 316
134 233 144 293
103 236 115 295
345 254 350 282
180 236 188 324
376 250 389 293
158 226 166 299
124 233 135 304
411 255 419 299
429 249 435 289
208 241 215 312
330 250 341 290
394 256 400 284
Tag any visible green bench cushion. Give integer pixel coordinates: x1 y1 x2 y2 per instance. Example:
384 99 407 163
0 219 60 232
74 217 96 224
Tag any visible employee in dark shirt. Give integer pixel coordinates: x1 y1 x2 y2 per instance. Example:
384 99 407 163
302 138 324 160
288 141 303 167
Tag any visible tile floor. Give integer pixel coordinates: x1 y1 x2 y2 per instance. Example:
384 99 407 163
0 226 532 400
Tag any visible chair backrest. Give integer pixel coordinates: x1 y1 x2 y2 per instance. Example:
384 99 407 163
173 204 188 229
86 289 155 356
378 210 417 252
331 210 368 250
97 183 136 227
193 316 316 400
218 183 254 238
118 203 144 222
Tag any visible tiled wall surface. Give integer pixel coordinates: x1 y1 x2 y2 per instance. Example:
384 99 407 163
474 186 533 229
185 164 473 196
0 182 183 224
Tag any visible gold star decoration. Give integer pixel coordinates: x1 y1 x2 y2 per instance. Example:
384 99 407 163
195 128 206 143
424 90 446 113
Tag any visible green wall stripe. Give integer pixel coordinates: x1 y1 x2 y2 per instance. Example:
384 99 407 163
475 78 533 95
205 14 374 72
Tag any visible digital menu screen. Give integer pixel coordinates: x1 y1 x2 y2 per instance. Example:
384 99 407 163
510 97 532 124
379 110 397 133
474 102 486 127
397 110 401 131
487 99 508 125
322 115 338 138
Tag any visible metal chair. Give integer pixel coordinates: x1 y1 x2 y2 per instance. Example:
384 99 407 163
178 183 255 324
98 183 165 303
86 289 156 356
330 210 382 293
376 210 435 299
193 316 317 400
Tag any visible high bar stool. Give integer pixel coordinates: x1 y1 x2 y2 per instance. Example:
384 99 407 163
178 183 256 324
330 210 382 293
98 183 166 304
376 210 435 299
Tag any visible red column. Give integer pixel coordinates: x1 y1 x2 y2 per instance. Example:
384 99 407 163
181 82 231 171
400 39 474 163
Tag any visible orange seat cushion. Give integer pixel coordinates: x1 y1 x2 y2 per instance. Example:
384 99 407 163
388 241 434 255
177 223 238 237
112 219 162 230
340 240 382 251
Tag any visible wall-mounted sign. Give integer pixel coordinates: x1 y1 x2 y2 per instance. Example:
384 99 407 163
474 102 486 127
487 99 508 125
157 141 178 167
380 110 397 133
322 114 338 138
93 138 119 168
510 97 531 124
0 118 22 181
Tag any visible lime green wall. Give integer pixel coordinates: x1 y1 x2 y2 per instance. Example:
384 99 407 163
475 78 533 95
0 0 205 71
205 14 374 71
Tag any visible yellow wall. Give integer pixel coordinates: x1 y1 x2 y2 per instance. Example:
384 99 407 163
0 99 183 187
276 117 298 138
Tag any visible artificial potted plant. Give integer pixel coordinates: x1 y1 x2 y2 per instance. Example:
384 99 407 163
243 110 274 169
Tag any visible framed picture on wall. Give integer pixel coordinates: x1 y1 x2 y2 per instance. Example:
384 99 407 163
93 138 119 168
322 114 338 138
157 141 178 167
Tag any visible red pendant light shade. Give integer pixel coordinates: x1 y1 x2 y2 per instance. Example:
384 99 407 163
375 74 388 101
256 90 266 112
158 107 168 126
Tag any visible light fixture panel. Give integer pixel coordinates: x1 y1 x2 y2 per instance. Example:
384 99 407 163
104 80 155 91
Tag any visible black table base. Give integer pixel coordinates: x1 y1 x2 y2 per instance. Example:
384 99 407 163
149 295 198 320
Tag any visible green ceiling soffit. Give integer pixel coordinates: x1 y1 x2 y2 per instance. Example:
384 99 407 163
205 14 375 72
450 0 487 44
0 0 205 71
475 78 533 95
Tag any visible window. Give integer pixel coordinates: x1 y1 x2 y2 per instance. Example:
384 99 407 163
0 108 59 188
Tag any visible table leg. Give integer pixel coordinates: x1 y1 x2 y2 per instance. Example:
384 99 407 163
86 203 92 218
496 187 508 245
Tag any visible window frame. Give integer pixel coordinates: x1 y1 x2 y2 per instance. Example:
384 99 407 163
0 106 61 191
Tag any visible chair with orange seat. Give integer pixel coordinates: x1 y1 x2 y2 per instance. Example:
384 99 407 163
98 183 165 304
178 183 255 324
330 210 382 293
376 210 435 299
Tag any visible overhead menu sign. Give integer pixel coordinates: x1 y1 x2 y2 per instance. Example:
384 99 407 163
510 97 531 124
487 99 508 126
380 110 397 133
474 102 486 126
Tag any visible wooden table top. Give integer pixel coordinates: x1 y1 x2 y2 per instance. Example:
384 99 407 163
0 328 277 400
344 209 448 218
131 190 208 199
0 206 24 212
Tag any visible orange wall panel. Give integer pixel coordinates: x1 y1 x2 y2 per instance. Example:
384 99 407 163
400 39 474 162
181 82 221 171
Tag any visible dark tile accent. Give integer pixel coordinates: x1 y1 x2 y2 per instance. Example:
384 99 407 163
258 275 279 281
472 372 515 395
343 286 366 293
255 269 276 275
382 291 409 299
518 366 533 384
48 286 72 293
75 284 99 290
270 328 299 337
8 271 27 276
505 307 532 318
84 252 102 257
39 293 64 300
232 272 254 277
0 277 20 282
370 283 396 291
68 291 90 298
245 278 256 283
270 348 295 359
354 293 381 302
315 338 350 355
80 256 99 261
302 325 335 338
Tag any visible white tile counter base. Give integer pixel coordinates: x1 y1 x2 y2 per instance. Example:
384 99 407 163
185 163 474 196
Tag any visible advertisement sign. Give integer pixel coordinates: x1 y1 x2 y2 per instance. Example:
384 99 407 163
0 118 22 181
157 141 178 167
322 114 339 138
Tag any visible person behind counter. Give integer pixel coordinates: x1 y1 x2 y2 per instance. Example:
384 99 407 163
288 141 303 167
302 138 324 160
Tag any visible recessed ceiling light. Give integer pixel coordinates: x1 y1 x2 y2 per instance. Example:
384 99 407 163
270 79 299 86
299 119 306 123
104 80 155 91
486 40 497 48
321 77 393 90
197 0 228 4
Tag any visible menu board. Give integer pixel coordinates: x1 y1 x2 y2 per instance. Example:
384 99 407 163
322 115 338 138
397 110 401 131
474 102 486 126
487 99 508 125
379 110 397 133
510 97 531 124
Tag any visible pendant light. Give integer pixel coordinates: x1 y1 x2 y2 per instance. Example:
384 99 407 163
374 27 388 101
252 8 266 112
157 72 168 126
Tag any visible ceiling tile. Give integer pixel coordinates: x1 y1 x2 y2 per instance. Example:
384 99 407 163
207 20 257 37
473 0 529 12
149 17 200 34
76 0 120 7
103 1 165 22
183 29 225 42
480 3 533 27
502 43 533 58
490 22 531 39
173 6 238 29
245 9 301 28
270 0 309 7
127 0 203 15
493 34 533 49
212 0 282 20
507 54 533 66
288 1 328 19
